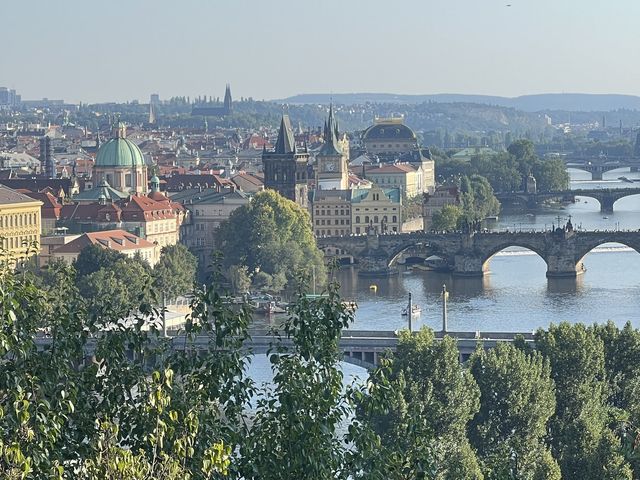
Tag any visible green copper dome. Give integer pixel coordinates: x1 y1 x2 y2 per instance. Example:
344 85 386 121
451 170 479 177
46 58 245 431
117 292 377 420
95 137 146 168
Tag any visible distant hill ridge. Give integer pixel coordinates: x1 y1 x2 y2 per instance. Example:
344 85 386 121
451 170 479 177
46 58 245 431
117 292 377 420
277 93 640 112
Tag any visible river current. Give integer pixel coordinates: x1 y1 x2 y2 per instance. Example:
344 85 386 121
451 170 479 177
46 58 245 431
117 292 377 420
335 169 640 333
247 169 640 382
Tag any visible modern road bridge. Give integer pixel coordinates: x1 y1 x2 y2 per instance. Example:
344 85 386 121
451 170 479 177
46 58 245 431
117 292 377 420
34 329 535 370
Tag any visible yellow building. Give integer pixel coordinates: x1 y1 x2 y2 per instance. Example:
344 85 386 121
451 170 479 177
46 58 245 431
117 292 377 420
311 185 402 237
0 184 43 259
351 185 402 234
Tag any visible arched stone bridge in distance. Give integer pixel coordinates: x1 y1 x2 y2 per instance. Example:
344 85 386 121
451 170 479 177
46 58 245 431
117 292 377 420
496 187 640 213
317 229 640 277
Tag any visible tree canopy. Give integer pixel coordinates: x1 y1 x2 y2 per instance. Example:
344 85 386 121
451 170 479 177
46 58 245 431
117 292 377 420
435 139 570 193
218 190 326 292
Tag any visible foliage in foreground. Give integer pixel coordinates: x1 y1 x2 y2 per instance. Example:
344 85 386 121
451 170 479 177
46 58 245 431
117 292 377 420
3 246 640 478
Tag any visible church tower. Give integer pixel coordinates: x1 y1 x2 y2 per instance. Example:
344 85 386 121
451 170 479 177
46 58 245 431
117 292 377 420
262 115 309 208
223 84 232 114
316 105 348 190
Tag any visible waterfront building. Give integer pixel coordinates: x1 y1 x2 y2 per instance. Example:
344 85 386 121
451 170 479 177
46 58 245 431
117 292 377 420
262 115 309 208
311 184 402 237
351 185 402 234
50 229 159 266
364 163 427 198
422 186 461 230
0 184 42 258
311 189 351 237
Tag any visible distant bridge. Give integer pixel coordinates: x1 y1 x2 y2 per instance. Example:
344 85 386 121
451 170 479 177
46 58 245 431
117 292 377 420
561 155 640 180
317 229 640 277
35 329 535 370
496 187 640 212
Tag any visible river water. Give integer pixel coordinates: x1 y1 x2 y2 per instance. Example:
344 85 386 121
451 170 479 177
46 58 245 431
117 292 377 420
335 169 640 333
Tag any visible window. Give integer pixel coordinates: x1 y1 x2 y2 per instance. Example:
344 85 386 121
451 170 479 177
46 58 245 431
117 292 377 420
374 216 379 223
355 216 360 223
315 220 319 225
392 215 397 223
356 227 361 234
365 216 369 223
125 174 132 187
334 219 339 225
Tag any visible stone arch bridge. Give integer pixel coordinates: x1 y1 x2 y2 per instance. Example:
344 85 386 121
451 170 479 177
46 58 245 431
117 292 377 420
317 229 640 277
496 188 640 213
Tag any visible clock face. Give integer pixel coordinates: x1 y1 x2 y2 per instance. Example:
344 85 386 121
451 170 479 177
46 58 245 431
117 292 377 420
325 162 335 172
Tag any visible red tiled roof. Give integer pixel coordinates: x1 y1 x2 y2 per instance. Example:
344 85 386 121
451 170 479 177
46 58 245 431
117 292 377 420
53 229 155 254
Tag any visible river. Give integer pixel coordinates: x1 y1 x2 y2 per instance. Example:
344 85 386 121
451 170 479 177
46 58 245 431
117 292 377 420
335 168 640 333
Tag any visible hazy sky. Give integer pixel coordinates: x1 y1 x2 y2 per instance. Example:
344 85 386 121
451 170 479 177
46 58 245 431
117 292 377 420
2 0 639 103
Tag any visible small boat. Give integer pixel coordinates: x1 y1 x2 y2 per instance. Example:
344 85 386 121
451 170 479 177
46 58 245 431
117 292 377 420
603 216 609 219
401 305 421 316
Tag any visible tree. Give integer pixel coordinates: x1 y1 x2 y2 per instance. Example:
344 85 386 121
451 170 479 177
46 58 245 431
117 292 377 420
508 139 536 161
74 243 126 279
0 252 251 478
228 265 251 294
536 323 632 479
153 243 198 301
431 204 462 231
79 256 156 318
240 279 357 479
218 190 326 292
357 328 483 478
469 343 560 479
595 321 640 476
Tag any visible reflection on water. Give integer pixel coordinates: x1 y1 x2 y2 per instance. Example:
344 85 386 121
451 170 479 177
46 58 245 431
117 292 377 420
335 170 640 333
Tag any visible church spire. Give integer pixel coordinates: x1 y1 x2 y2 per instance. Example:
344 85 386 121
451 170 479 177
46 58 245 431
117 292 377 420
274 114 296 154
318 103 342 156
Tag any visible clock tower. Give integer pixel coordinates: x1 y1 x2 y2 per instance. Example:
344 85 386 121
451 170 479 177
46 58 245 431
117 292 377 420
316 105 349 190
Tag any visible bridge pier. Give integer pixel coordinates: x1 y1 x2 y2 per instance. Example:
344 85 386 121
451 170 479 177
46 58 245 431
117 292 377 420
358 255 398 277
545 255 585 278
599 196 615 213
592 171 604 181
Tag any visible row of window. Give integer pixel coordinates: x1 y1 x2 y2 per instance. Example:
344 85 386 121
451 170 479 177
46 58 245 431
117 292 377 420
315 209 350 216
316 219 350 226
316 229 348 236
369 143 406 148
354 215 397 224
1 234 38 250
0 212 39 229
354 207 398 212
194 209 226 216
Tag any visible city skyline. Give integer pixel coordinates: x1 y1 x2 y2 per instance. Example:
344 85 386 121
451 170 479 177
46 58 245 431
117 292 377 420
2 0 640 103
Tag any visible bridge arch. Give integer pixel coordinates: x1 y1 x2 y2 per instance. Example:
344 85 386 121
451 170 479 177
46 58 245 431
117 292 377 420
387 241 449 268
575 238 640 268
480 242 548 274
